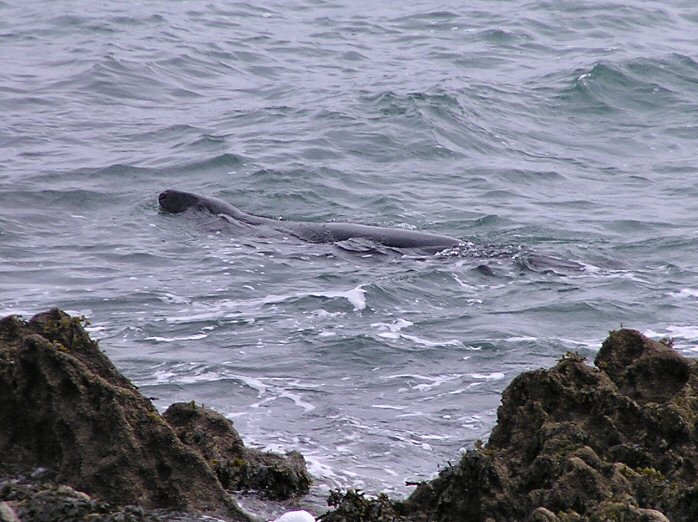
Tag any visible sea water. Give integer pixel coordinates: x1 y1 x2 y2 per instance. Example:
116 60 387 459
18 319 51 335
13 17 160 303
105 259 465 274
2 0 698 508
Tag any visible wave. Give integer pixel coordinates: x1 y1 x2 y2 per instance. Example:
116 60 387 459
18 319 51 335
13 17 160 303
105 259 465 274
559 54 698 114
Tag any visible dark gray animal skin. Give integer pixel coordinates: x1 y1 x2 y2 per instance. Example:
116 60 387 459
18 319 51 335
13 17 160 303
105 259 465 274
159 189 460 250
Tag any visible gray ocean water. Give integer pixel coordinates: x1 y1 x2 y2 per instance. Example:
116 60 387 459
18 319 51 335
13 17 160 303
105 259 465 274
2 0 698 508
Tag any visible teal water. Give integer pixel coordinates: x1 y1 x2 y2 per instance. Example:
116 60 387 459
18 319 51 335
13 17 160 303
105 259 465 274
2 0 698 506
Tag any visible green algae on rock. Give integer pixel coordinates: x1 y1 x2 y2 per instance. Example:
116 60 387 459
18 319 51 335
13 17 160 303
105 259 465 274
319 489 407 522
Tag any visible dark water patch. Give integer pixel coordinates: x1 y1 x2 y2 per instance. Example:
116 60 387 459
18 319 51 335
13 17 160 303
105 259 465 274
526 1 674 31
0 187 122 211
604 219 675 234
49 56 172 105
356 89 505 157
497 168 566 185
168 153 247 177
560 54 698 116
470 214 505 228
474 27 534 46
664 125 698 140
515 252 586 275
472 264 497 277
391 9 462 34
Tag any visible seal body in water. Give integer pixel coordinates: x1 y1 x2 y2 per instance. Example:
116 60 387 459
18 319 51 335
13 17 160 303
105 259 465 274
158 189 460 250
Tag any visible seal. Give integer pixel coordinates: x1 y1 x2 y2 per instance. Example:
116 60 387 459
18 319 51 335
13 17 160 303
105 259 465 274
158 189 460 250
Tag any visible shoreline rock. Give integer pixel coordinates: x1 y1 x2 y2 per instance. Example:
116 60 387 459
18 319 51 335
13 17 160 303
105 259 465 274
4 309 698 521
0 309 309 522
324 331 698 521
164 401 311 501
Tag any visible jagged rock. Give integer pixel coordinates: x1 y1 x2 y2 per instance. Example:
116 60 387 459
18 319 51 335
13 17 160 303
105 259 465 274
7 309 698 522
320 330 698 521
0 478 161 522
163 401 311 499
0 309 251 520
399 330 698 521
319 490 407 522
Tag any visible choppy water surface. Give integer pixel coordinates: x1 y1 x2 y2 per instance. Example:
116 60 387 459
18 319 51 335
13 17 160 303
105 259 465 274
3 0 698 507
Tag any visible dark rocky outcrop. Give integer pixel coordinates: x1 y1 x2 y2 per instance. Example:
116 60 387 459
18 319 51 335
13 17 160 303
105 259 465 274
324 330 698 522
5 309 698 522
0 309 310 521
0 309 246 519
0 479 164 522
164 401 311 500
319 490 407 522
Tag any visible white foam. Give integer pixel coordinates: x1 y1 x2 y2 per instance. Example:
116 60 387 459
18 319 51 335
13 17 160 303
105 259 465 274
469 372 505 381
310 285 366 311
309 309 344 319
232 374 268 397
382 373 462 392
150 366 268 397
401 334 462 348
675 288 698 299
146 333 208 343
370 319 462 347
263 285 367 311
371 318 414 332
271 510 315 522
157 292 191 304
503 336 537 342
277 390 315 412
645 326 698 352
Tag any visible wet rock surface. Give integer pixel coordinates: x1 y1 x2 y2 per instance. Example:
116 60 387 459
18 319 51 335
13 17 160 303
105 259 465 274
0 309 310 521
0 478 162 522
394 330 698 521
164 401 311 500
4 310 698 522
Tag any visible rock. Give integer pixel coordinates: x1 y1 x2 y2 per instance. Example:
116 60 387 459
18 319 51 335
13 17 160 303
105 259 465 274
7 309 698 522
163 401 311 500
0 478 160 522
529 507 559 522
320 490 407 522
0 309 251 520
0 501 21 522
596 329 691 404
398 330 698 521
320 330 698 521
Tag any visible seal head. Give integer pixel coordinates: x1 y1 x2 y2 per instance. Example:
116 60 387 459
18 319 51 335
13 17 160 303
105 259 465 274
158 189 203 213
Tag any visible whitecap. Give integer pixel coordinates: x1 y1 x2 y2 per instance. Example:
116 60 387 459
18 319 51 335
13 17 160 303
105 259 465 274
146 333 208 343
311 285 366 311
371 318 413 332
469 372 505 381
675 288 698 299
